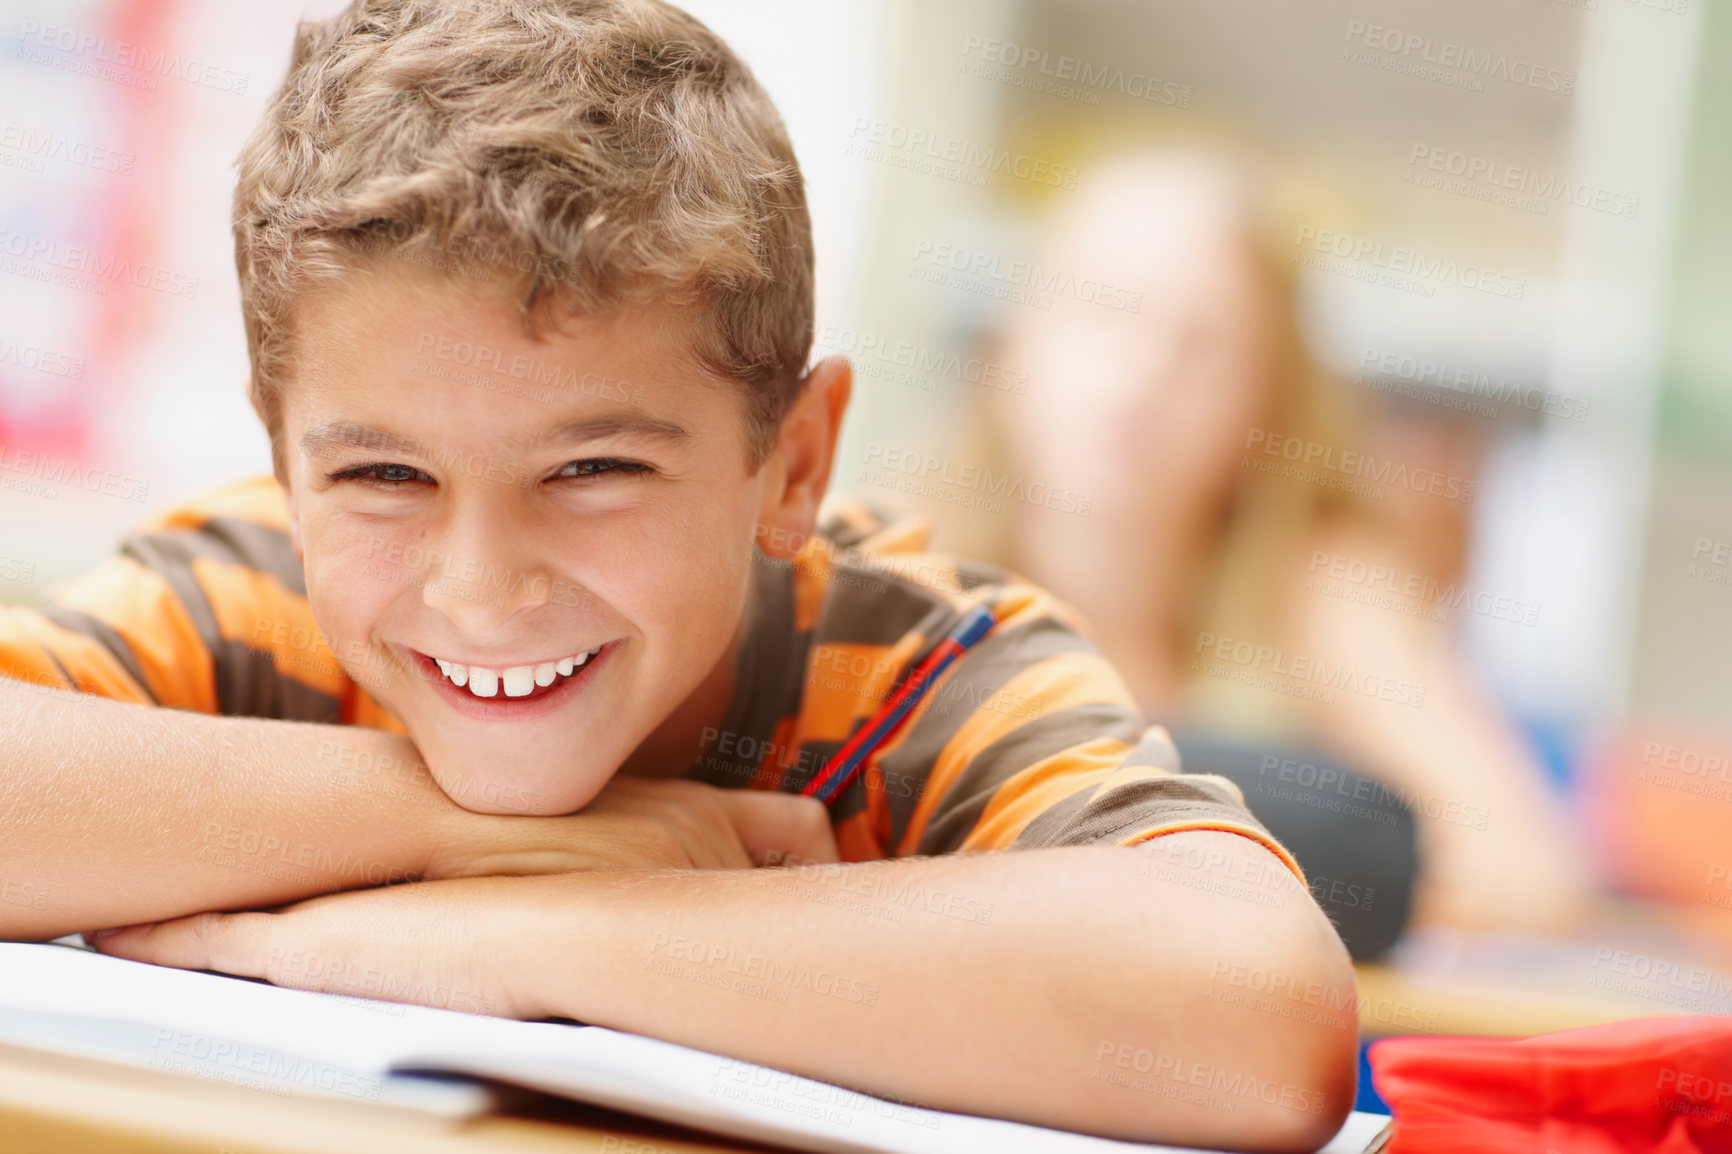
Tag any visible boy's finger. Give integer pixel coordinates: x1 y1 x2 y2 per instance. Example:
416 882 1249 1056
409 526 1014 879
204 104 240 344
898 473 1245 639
717 791 840 866
90 910 274 979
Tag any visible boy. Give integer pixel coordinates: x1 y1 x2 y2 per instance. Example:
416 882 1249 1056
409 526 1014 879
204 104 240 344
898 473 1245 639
0 1 1356 1147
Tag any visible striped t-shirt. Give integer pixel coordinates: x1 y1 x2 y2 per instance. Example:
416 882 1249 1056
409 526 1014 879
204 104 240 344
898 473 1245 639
0 476 1299 873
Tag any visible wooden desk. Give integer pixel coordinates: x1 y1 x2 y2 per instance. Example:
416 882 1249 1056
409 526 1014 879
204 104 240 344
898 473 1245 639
1354 961 1666 1038
0 1041 777 1154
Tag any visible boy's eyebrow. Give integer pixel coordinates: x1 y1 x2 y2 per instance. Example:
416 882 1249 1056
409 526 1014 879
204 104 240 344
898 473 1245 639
532 413 693 451
300 423 422 459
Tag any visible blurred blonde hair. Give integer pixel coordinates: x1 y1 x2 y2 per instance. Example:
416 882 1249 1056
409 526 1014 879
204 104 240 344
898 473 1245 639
1185 168 1367 729
234 0 813 477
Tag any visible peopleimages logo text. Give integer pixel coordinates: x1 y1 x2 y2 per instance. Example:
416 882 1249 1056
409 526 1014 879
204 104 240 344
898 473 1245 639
0 122 134 174
863 442 1091 515
0 228 199 298
1407 144 1639 220
1342 20 1574 94
1358 347 1589 422
847 119 1079 189
817 325 1028 393
911 239 1143 313
1194 633 1428 710
1292 226 1525 300
959 36 1191 107
0 448 148 502
1245 429 1475 503
17 20 249 93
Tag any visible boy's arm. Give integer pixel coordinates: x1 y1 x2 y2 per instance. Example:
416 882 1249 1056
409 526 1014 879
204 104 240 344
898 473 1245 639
0 678 445 938
537 834 1357 1150
0 679 835 940
96 832 1356 1151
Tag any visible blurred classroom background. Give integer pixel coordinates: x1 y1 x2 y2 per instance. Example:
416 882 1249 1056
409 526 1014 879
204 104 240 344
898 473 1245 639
4 0 1732 1113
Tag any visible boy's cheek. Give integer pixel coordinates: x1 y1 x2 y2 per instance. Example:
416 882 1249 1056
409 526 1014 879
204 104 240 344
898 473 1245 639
294 575 419 712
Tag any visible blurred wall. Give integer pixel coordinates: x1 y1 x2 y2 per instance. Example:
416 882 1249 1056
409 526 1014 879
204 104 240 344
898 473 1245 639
1629 0 1732 729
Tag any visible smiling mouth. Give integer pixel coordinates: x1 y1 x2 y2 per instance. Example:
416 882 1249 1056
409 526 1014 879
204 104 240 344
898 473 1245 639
418 645 605 704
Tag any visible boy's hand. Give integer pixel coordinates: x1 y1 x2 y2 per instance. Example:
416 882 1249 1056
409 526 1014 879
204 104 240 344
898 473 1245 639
427 776 839 879
91 876 547 1020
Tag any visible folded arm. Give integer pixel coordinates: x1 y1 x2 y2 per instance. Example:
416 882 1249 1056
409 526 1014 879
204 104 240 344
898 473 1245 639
96 830 1357 1151
0 679 452 938
0 678 835 940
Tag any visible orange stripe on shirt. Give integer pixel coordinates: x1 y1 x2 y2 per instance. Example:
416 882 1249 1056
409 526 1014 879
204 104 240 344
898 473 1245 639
834 808 884 862
956 737 1140 852
145 474 291 534
855 515 932 556
895 650 1138 855
344 687 407 734
828 629 941 849
191 555 347 698
49 556 216 712
983 582 1101 650
0 606 150 702
800 640 911 745
867 552 973 610
789 545 833 635
752 715 803 792
1121 819 1307 885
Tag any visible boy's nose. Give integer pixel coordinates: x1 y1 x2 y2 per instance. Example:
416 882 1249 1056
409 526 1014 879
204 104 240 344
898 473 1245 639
419 508 552 633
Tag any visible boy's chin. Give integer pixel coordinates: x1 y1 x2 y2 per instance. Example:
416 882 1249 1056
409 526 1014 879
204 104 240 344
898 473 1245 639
419 745 610 816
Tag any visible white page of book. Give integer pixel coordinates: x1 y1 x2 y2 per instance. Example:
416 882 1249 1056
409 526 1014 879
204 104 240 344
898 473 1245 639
0 942 1386 1154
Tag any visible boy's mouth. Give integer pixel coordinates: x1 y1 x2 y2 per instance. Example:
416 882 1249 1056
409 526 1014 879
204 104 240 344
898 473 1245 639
432 646 603 700
409 643 614 717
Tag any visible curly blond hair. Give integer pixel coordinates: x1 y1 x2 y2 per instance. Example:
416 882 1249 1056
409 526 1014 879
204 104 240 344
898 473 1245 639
234 0 813 475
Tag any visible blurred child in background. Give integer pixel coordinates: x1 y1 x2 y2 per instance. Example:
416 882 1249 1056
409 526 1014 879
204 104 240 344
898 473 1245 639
981 149 1590 934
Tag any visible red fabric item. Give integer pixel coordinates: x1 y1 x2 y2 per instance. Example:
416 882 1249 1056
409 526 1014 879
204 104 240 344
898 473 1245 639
1370 1017 1732 1153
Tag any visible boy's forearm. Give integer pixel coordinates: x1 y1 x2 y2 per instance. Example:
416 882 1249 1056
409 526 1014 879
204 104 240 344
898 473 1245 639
509 833 1357 1150
0 680 457 938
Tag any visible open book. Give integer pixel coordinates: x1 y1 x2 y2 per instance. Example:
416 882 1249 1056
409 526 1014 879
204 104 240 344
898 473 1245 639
0 941 1387 1154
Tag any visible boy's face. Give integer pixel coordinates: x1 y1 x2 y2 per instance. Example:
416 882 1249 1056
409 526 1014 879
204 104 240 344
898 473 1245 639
280 262 798 814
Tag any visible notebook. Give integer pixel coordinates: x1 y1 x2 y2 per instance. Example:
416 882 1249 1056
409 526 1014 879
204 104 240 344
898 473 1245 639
0 940 1388 1154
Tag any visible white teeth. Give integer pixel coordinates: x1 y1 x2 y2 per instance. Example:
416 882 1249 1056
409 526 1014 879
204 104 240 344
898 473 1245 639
433 647 603 700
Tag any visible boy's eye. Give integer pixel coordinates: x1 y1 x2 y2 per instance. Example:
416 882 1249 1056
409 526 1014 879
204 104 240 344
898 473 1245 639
552 458 652 480
328 462 431 487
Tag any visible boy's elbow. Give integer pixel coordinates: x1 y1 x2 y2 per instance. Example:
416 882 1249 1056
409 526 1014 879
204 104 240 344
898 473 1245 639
1107 840 1361 1151
1220 898 1361 1153
1257 948 1359 1151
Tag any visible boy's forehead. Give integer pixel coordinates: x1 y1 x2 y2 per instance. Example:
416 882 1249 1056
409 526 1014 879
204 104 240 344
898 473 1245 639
284 265 744 452
296 264 691 375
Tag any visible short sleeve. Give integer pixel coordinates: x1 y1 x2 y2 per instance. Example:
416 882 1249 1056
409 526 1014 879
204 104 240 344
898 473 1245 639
0 476 355 723
861 581 1303 881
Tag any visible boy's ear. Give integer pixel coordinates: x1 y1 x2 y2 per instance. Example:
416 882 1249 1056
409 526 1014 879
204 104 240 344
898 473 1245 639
756 356 851 560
